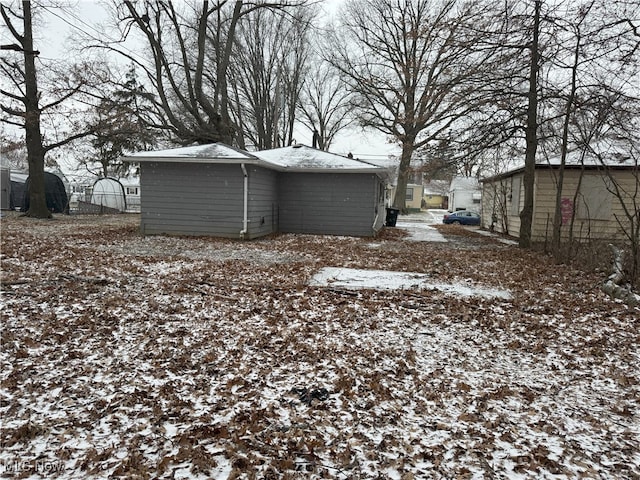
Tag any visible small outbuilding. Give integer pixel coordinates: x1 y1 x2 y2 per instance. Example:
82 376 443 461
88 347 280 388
122 143 386 239
480 149 638 242
448 176 481 213
91 178 127 212
23 172 69 214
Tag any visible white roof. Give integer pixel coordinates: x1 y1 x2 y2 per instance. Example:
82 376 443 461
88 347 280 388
122 143 258 163
450 176 480 191
540 146 636 168
255 145 384 173
483 139 637 181
122 143 385 174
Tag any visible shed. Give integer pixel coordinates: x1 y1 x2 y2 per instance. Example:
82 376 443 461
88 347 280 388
91 178 127 212
0 167 10 210
448 176 481 212
423 180 449 209
122 143 386 239
480 149 638 242
23 172 69 214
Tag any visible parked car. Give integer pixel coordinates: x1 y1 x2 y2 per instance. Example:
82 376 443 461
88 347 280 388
442 210 481 226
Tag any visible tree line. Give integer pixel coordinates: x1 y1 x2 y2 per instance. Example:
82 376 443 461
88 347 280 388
1 0 638 261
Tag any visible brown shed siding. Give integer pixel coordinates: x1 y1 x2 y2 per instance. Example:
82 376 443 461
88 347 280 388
482 167 637 242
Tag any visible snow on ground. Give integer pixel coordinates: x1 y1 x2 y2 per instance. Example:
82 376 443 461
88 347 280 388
309 267 512 300
1 213 639 479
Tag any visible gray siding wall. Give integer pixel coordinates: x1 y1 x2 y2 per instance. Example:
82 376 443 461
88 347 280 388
278 172 384 237
246 165 278 239
140 162 276 239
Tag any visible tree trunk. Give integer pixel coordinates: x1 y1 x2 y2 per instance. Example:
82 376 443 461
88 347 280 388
519 0 541 248
22 0 50 219
392 137 416 210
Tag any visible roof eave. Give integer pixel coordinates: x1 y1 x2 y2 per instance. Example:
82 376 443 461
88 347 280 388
121 156 263 165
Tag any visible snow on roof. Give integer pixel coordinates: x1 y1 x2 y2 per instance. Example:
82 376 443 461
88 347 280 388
254 145 384 173
482 140 638 181
121 143 384 174
423 180 449 195
122 143 258 163
449 176 480 191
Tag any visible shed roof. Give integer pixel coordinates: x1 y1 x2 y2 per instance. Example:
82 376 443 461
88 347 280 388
482 141 638 182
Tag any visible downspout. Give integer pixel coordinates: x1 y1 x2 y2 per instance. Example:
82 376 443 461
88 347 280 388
240 163 248 239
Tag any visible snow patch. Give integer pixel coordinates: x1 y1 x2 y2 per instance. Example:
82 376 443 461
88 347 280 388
309 267 512 299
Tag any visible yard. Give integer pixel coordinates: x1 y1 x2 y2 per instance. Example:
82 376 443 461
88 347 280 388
1 213 638 479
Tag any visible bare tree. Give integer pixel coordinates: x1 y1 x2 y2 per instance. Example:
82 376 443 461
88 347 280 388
228 6 312 150
111 1 307 146
327 0 502 210
297 59 354 151
518 0 541 248
1 2 98 218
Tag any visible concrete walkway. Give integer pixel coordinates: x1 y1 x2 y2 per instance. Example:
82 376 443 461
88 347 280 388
394 211 448 242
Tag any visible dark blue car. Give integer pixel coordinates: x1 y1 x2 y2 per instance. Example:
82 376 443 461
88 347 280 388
442 210 481 225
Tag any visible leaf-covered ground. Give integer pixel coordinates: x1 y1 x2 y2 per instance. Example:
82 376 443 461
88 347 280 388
1 213 638 479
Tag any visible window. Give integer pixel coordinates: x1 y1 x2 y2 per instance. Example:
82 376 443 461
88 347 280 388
406 187 414 201
126 187 139 195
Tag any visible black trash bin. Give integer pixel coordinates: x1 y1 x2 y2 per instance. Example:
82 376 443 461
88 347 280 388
385 207 400 227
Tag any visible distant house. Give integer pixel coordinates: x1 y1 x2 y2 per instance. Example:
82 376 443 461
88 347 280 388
120 176 141 213
386 183 425 212
404 184 424 212
122 143 386 239
480 151 638 242
422 180 449 209
448 176 481 212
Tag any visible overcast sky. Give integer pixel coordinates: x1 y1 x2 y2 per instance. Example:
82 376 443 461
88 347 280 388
33 0 400 163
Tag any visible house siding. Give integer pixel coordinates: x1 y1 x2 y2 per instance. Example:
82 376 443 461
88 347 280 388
246 166 278 239
278 172 384 236
481 173 523 236
532 169 634 241
482 168 636 242
140 162 277 239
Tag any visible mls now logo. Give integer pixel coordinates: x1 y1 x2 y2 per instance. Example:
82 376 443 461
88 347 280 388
2 459 65 475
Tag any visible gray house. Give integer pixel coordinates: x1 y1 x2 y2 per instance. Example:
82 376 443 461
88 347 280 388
122 143 386 239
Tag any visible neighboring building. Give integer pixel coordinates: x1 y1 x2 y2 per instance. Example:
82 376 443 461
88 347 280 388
122 143 386 239
448 176 481 212
480 152 638 242
386 184 425 211
0 167 10 210
422 180 449 209
120 176 141 213
404 184 424 212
